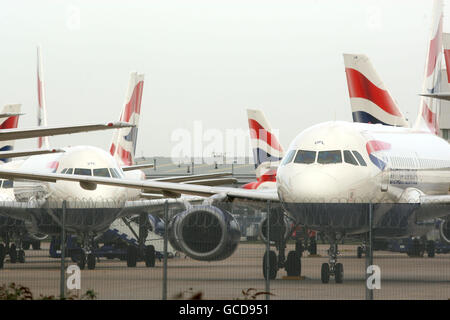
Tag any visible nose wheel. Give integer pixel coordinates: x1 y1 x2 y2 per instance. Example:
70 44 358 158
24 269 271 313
321 240 344 284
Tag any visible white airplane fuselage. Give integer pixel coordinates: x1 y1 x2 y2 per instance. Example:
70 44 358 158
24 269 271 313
276 121 450 236
16 145 143 202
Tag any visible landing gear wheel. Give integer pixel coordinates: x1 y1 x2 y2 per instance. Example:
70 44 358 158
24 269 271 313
87 253 96 270
18 250 25 263
357 246 363 259
144 245 156 268
76 250 86 270
127 246 138 267
0 244 5 269
335 263 344 283
427 240 435 258
285 251 301 276
263 250 278 280
32 241 41 250
22 242 30 250
9 244 17 264
321 263 330 284
309 238 317 255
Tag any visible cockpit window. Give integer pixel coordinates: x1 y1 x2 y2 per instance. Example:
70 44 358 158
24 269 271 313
343 150 358 166
66 168 73 174
352 150 367 166
109 168 121 178
2 180 13 189
317 150 342 164
93 168 111 177
61 168 68 174
74 168 92 176
280 150 296 166
294 150 316 164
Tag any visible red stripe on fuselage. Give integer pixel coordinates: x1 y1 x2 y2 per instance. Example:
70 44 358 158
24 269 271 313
248 119 282 152
444 49 450 82
345 68 402 117
242 169 277 189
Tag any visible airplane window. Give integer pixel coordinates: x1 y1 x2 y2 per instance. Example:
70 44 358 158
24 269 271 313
352 151 367 166
3 180 13 189
294 150 316 164
343 150 358 166
61 168 68 174
74 168 92 176
93 168 111 177
317 150 342 164
109 168 121 178
280 150 296 166
66 168 73 174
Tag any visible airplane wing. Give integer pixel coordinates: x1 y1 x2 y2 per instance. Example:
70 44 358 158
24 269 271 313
0 112 24 119
0 122 133 142
0 148 64 159
0 168 279 201
121 164 154 171
151 172 234 183
419 93 450 101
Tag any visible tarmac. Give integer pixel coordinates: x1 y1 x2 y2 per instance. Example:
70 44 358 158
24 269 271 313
0 242 449 300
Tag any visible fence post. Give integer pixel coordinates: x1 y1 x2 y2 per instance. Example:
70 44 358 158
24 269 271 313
365 202 374 300
162 200 168 300
60 200 66 299
265 200 271 300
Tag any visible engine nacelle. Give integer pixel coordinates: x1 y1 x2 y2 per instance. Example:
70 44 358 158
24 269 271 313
439 220 450 244
259 210 291 244
168 205 241 261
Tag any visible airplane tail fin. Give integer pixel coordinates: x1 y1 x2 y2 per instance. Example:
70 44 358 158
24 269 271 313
37 45 50 149
343 53 408 127
109 72 144 166
0 104 21 163
247 109 284 179
413 0 444 134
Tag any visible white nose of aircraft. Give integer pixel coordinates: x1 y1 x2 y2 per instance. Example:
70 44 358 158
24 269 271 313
277 168 343 202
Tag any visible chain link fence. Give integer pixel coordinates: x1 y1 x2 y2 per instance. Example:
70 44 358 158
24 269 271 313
0 198 449 300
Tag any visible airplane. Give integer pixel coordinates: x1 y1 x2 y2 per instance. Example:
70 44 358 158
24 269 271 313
0 2 448 284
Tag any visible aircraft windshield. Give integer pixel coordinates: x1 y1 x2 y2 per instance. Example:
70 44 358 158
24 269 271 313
317 150 342 164
352 150 367 166
109 168 122 178
294 150 316 164
2 180 13 188
343 150 358 166
93 168 111 177
281 150 296 166
74 168 92 176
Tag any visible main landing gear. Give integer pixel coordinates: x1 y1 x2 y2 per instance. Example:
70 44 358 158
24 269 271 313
321 235 344 284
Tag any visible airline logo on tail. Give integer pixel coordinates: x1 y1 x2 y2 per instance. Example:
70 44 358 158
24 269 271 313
343 54 408 127
0 104 21 163
246 109 284 187
414 0 443 135
110 72 144 166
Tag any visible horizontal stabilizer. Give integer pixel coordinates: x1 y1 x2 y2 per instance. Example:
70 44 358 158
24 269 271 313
419 93 450 101
0 148 64 159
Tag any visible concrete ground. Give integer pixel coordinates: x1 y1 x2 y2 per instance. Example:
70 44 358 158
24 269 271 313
0 242 449 300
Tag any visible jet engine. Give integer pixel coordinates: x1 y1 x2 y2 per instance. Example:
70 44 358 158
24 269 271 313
168 205 241 261
259 210 291 244
439 220 450 244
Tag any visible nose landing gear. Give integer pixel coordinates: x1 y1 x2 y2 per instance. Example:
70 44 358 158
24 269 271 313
321 236 344 284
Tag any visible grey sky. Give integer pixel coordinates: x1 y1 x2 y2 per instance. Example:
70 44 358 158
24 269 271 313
0 0 436 157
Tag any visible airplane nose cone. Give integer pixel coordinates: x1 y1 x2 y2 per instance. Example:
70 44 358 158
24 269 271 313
280 170 341 202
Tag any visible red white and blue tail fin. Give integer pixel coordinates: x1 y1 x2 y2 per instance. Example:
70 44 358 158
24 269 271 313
37 45 50 149
247 109 284 179
0 104 21 163
109 72 144 166
414 0 443 135
343 54 408 127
